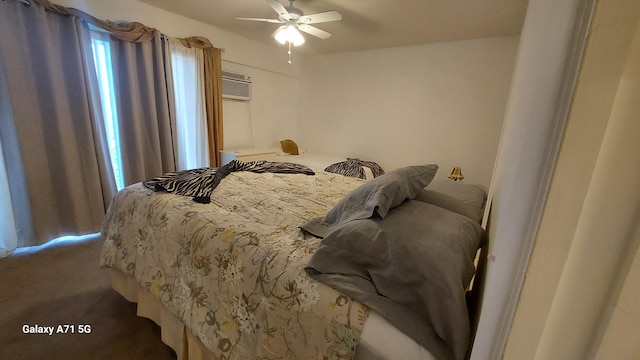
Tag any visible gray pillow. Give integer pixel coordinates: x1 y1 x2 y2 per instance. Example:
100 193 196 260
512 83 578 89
414 180 487 223
302 164 438 237
305 200 484 360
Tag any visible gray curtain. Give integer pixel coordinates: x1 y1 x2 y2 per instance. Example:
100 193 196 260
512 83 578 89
0 0 116 247
109 32 176 186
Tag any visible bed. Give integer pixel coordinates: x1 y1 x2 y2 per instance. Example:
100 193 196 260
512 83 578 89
100 160 486 360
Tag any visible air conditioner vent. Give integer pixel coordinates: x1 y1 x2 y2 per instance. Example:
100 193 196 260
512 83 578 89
222 71 252 101
222 71 250 82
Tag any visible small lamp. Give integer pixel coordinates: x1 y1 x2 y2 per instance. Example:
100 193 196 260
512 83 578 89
448 167 464 181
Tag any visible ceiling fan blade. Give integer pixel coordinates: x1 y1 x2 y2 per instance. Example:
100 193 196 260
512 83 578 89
235 17 283 24
298 24 332 39
264 0 290 19
299 11 342 24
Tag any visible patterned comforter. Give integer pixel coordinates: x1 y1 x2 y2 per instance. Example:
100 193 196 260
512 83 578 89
100 170 370 359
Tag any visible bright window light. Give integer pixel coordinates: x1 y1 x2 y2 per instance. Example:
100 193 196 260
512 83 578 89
91 35 125 191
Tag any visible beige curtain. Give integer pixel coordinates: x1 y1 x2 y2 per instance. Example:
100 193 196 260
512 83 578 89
207 47 224 167
0 0 117 247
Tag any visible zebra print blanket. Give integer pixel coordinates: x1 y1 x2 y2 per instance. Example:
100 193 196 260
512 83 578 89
143 160 315 203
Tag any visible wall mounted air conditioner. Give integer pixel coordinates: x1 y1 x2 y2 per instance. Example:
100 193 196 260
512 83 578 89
222 70 252 101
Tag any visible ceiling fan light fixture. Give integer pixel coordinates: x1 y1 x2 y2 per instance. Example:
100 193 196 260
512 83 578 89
237 0 342 63
274 24 305 46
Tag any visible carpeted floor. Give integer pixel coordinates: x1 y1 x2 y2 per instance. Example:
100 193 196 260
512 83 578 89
0 235 176 360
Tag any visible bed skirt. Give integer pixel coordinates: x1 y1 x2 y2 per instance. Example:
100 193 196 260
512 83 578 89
111 269 215 360
111 269 436 360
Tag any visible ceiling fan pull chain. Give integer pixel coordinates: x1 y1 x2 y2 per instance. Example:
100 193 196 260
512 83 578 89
288 42 292 64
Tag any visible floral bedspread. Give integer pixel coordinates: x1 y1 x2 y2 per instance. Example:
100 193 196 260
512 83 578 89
100 171 370 359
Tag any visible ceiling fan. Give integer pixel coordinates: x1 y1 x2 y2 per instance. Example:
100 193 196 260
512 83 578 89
236 0 342 62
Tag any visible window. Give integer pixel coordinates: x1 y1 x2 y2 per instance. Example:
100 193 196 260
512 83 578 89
89 34 208 189
91 34 124 190
0 135 18 257
168 39 209 171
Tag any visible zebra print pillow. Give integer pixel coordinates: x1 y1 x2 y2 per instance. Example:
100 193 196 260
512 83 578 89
324 158 385 180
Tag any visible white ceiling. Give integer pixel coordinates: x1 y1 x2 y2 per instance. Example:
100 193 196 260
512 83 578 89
137 0 529 55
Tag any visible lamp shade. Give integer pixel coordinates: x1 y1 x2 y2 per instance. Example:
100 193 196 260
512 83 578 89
448 167 464 181
274 25 305 46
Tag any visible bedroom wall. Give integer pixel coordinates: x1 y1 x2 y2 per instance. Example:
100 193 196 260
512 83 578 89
220 62 301 150
55 0 302 151
298 36 519 188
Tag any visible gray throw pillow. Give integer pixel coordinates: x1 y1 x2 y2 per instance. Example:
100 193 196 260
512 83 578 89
414 180 487 223
302 164 438 237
